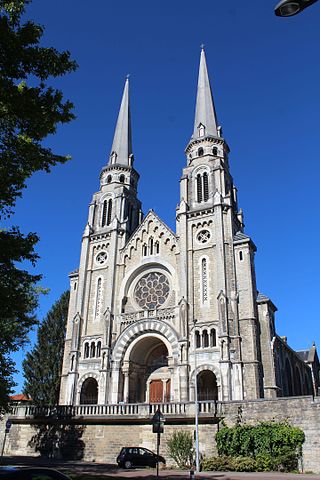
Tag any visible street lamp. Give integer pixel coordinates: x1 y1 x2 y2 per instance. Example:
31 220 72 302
193 319 200 473
274 0 319 16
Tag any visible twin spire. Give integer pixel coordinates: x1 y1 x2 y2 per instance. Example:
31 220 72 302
109 76 133 167
192 47 219 140
108 48 219 166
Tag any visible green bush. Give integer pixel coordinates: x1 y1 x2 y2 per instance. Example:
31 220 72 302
214 421 304 473
166 431 194 469
201 455 232 471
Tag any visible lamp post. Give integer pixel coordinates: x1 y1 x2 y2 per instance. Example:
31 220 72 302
274 0 319 16
193 319 200 473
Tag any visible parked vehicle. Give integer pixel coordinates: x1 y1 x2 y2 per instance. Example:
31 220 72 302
0 466 71 479
116 446 166 469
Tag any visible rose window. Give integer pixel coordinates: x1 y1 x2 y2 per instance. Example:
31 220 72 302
95 251 108 265
134 272 170 310
197 229 211 244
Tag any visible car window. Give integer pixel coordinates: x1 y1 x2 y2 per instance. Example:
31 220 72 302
139 448 147 455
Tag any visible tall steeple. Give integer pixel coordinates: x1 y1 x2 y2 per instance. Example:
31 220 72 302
109 77 133 166
192 47 219 140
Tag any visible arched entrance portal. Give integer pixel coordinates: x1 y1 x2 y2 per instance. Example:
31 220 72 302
197 370 218 400
122 336 170 403
80 378 98 404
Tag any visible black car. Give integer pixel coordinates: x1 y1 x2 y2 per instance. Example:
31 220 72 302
0 466 71 480
117 447 166 469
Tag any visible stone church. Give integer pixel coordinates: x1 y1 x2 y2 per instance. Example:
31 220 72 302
59 49 319 407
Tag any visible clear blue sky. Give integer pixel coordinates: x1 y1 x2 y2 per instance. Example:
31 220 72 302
11 0 320 392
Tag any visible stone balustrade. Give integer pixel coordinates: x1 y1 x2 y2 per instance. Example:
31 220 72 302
10 400 219 420
119 307 176 331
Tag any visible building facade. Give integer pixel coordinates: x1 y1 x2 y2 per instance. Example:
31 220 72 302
59 49 319 406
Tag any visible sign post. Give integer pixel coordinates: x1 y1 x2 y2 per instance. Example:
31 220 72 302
0 419 12 464
152 409 165 480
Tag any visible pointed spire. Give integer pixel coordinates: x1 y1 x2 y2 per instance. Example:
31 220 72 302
109 76 132 166
192 47 219 139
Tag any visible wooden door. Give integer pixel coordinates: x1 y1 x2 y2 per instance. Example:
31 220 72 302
150 380 163 403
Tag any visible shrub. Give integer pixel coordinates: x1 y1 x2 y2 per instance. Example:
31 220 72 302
166 431 194 469
214 421 304 473
201 455 232 471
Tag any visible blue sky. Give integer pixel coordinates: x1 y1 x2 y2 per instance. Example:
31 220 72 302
10 0 320 392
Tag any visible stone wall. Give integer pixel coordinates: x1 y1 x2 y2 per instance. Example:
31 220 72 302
1 396 320 472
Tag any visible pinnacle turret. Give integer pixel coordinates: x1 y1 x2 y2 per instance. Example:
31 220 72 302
192 48 219 140
109 77 133 166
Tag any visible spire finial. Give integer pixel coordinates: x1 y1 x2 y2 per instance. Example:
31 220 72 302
200 43 205 50
191 48 218 140
126 73 130 80
109 78 133 166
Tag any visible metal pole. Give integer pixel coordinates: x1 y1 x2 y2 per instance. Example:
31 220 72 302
193 318 200 473
156 431 160 480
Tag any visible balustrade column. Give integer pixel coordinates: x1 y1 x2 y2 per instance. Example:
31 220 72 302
123 367 130 403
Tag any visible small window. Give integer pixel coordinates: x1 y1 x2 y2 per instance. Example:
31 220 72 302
239 251 243 261
70 355 75 371
149 238 154 255
74 282 77 290
84 342 89 359
90 342 96 358
195 331 201 349
212 147 218 155
142 244 147 256
107 175 112 183
96 341 101 358
198 147 204 157
203 330 209 348
155 241 160 254
210 329 217 347
119 174 125 183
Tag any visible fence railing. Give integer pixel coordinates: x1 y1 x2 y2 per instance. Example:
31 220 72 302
10 400 220 420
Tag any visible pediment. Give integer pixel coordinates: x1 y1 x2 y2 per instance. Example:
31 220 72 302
121 210 177 260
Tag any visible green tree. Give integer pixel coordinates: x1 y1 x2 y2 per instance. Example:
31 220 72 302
0 0 77 409
23 291 70 405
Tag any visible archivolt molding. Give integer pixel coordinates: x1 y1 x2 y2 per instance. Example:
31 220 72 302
190 363 221 386
112 319 180 363
77 371 100 393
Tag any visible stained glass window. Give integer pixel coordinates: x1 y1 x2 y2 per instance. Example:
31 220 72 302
134 272 170 310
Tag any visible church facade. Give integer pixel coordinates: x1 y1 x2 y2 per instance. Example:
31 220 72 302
59 50 319 407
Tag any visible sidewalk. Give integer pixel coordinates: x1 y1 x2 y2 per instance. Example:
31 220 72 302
1 456 320 480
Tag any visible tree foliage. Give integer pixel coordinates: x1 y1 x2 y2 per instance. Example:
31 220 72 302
23 291 70 405
0 0 77 409
166 431 194 469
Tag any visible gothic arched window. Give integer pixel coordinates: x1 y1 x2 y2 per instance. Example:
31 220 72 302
210 329 217 347
195 330 201 349
212 147 218 156
198 147 204 156
201 258 208 304
95 278 102 318
107 175 112 183
90 342 96 358
142 244 147 256
149 238 154 255
101 200 107 227
155 241 160 254
203 330 209 348
107 199 112 226
196 174 202 203
96 341 101 358
203 172 209 201
119 174 125 183
84 342 89 359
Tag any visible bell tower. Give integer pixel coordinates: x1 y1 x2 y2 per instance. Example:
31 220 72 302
176 48 261 401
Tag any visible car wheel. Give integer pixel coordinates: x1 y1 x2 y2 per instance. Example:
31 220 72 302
124 460 132 469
